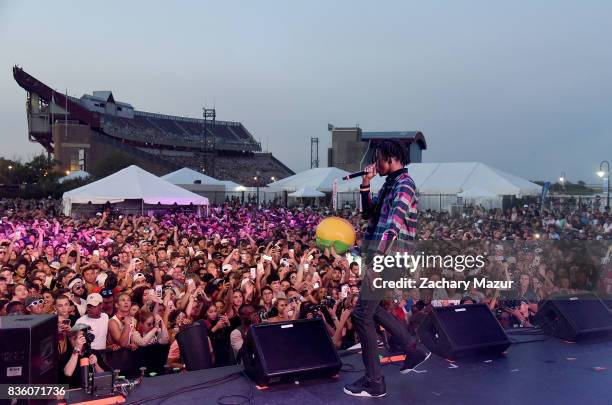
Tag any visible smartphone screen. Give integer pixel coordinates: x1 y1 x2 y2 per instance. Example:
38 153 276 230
250 268 256 279
155 285 162 298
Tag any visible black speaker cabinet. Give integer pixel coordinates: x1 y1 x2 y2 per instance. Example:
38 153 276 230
175 321 212 371
417 304 511 359
535 292 612 341
0 314 58 384
242 319 341 386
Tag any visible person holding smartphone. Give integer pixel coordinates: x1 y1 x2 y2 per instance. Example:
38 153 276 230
132 310 169 347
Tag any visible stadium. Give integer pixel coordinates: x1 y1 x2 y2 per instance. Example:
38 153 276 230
12 66 294 186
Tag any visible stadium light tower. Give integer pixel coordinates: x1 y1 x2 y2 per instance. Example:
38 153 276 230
597 160 610 210
202 107 216 176
559 171 566 191
310 137 319 168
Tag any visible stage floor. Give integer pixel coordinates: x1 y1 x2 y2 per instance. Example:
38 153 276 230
68 335 612 405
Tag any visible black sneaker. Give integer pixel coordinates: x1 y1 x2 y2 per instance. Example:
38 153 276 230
343 376 387 397
400 347 431 374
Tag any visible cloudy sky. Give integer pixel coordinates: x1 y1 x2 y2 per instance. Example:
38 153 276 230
1 1 611 183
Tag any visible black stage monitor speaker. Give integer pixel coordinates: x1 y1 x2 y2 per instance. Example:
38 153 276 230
175 321 212 371
535 292 612 341
0 314 58 384
242 319 341 386
417 304 511 359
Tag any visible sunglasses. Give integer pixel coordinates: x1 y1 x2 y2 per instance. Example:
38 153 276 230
27 298 44 307
73 284 84 290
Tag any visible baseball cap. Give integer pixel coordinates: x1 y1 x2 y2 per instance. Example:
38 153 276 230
49 261 61 270
100 288 114 298
86 293 103 306
222 264 233 274
133 273 146 282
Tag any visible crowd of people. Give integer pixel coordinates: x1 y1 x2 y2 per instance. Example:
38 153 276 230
0 198 610 387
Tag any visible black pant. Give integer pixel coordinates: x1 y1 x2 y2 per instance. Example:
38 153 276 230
351 296 415 381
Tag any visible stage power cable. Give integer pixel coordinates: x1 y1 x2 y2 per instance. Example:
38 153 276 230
216 370 254 405
124 371 244 405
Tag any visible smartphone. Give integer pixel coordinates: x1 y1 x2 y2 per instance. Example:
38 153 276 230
250 268 256 279
186 279 193 285
62 319 71 326
341 285 349 299
262 255 272 262
93 250 100 256
155 285 162 298
313 282 320 289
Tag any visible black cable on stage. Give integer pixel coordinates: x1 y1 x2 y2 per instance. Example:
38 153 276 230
124 371 243 405
216 370 254 405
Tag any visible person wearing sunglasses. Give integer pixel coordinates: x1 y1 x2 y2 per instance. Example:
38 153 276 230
25 295 45 315
68 277 87 316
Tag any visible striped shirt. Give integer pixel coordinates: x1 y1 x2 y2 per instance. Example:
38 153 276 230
361 168 418 253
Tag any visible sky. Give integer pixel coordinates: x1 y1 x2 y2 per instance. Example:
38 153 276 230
1 1 611 184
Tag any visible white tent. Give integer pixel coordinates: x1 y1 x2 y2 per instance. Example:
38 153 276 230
162 167 222 185
62 165 209 215
58 170 91 184
337 162 541 197
267 167 350 192
457 186 498 198
219 180 246 192
288 185 325 198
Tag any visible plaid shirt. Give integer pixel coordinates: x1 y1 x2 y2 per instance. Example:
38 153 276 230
361 169 418 254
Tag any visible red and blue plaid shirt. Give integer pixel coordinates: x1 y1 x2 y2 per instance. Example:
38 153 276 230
361 168 418 254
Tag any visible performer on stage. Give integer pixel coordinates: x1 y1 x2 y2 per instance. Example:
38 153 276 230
344 140 430 398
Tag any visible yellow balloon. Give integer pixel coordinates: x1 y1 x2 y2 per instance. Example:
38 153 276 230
315 217 356 253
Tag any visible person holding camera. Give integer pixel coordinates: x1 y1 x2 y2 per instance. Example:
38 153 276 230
75 293 109 351
132 310 169 347
59 325 105 388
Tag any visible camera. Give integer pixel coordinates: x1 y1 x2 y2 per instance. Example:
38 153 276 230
320 296 335 308
258 307 278 320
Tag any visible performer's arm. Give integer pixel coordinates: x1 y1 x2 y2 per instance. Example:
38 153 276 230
360 164 377 219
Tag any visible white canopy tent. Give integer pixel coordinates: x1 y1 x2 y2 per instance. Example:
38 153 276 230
62 165 209 215
219 180 246 192
267 167 350 192
336 162 541 211
457 186 499 209
457 186 498 199
58 170 91 184
161 167 223 185
288 185 325 198
337 162 541 196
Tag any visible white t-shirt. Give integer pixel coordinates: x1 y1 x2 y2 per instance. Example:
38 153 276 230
76 313 109 350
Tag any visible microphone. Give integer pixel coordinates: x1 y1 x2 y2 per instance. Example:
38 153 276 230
342 170 367 181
